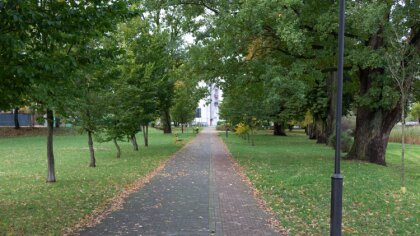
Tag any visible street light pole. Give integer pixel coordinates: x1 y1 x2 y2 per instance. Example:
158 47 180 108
330 0 345 235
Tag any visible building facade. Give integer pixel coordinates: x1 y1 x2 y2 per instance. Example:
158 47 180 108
194 83 222 126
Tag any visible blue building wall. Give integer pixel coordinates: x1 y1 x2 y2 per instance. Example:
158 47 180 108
0 114 33 126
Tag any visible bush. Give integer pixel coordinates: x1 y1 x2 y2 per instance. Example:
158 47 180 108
328 131 353 153
216 123 231 131
342 115 356 135
235 122 249 136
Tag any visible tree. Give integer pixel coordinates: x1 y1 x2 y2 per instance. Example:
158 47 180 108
345 1 419 165
67 42 118 167
413 79 420 102
171 67 206 133
187 0 420 165
410 103 420 122
384 25 419 192
0 1 34 123
18 0 130 181
266 75 307 136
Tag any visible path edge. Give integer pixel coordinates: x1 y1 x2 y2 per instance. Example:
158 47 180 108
217 132 290 235
62 133 201 236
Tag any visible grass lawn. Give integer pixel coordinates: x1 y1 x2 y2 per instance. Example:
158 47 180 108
0 127 195 235
221 130 420 235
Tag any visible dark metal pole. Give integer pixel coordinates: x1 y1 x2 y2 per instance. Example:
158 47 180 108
330 0 345 235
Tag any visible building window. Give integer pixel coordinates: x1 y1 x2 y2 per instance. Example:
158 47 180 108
195 108 201 118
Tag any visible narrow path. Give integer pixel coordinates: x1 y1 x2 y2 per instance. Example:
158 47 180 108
80 128 279 236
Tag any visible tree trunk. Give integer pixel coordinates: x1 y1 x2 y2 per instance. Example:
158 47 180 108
251 129 255 146
131 134 139 151
315 119 327 144
46 109 56 182
346 69 401 165
30 109 35 127
181 124 184 133
143 125 149 147
14 107 20 129
113 138 121 158
273 122 286 136
88 131 96 167
326 71 337 143
401 98 406 192
307 123 316 139
161 110 172 134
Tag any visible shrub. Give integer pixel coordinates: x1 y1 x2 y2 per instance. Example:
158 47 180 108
328 131 354 153
216 122 231 131
235 122 249 136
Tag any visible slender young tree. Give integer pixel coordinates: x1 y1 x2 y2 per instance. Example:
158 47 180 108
385 27 419 193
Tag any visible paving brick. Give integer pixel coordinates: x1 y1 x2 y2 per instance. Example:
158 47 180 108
79 128 280 236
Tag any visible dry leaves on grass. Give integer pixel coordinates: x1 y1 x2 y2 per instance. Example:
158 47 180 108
61 159 168 236
62 133 199 236
219 138 290 235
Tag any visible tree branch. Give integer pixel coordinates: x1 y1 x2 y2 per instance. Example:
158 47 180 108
176 1 219 15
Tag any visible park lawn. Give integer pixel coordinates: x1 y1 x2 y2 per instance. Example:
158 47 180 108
221 130 420 235
0 128 195 235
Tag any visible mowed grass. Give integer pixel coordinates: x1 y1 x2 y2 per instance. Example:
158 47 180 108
221 130 420 235
0 128 195 235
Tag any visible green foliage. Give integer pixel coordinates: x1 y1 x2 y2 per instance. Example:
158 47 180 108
410 103 420 121
266 76 307 123
328 132 354 153
171 67 206 126
413 79 420 102
221 131 420 235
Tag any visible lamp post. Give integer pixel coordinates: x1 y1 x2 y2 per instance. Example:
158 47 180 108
330 0 345 235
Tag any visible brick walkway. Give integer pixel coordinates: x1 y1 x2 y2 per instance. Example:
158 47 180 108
79 128 279 236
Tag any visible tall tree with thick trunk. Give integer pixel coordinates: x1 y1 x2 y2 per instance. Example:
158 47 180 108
347 3 419 164
187 0 419 165
273 122 286 136
161 110 172 134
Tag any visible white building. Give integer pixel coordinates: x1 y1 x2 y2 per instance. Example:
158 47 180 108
194 83 223 126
